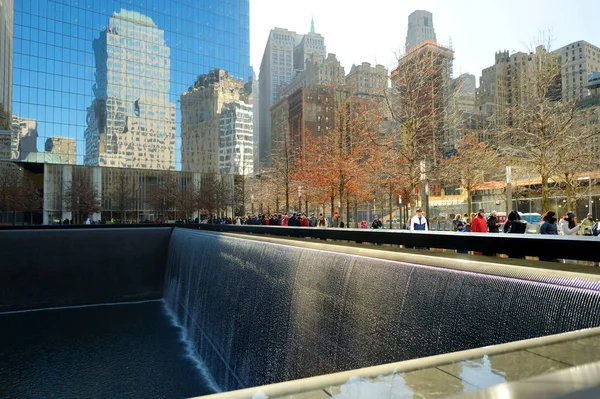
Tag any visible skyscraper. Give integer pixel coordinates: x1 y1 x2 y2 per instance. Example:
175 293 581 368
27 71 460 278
554 40 600 101
85 10 176 170
11 0 251 169
219 102 254 175
405 10 437 52
0 0 13 130
258 26 326 165
391 41 454 160
180 69 250 174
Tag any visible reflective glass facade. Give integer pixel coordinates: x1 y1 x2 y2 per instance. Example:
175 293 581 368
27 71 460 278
0 0 13 129
12 0 251 169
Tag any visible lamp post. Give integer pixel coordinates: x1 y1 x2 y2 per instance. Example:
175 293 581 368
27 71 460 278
578 176 592 216
420 160 429 217
506 166 512 215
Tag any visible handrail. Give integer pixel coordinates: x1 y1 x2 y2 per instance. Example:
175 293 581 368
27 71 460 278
1 223 598 262
185 224 600 262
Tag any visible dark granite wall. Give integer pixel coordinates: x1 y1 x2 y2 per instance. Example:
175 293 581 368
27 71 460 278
0 228 172 312
164 229 600 392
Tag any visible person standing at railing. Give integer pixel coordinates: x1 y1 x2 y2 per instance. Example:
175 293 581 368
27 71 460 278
539 211 559 262
471 209 488 233
371 216 382 229
470 209 488 256
317 213 327 227
580 213 595 236
561 212 583 236
331 212 342 228
455 221 469 254
486 211 501 233
452 214 463 231
561 211 585 264
410 208 428 231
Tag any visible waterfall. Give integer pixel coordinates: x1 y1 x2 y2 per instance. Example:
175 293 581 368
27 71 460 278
164 228 600 392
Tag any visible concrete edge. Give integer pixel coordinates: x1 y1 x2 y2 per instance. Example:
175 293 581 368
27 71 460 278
191 326 600 399
191 230 600 288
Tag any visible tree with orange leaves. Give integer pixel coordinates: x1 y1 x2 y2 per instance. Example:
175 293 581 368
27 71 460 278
308 93 380 223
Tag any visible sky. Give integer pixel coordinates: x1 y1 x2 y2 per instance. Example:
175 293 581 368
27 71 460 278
250 0 599 84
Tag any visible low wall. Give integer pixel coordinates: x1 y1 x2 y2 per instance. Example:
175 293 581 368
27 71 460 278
0 228 172 312
164 229 600 392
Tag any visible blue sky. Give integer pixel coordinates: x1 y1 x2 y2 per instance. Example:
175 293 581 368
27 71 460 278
250 0 600 82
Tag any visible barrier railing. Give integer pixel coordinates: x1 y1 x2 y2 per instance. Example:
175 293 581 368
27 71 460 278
1 223 598 262
182 224 600 263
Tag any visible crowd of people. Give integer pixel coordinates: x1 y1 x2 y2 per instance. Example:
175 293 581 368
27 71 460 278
450 209 597 237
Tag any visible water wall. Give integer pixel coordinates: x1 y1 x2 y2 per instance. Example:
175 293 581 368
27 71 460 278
0 227 172 312
164 229 600 392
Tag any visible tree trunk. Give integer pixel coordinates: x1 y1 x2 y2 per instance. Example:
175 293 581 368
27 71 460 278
565 177 576 211
338 185 344 221
467 188 472 215
541 174 550 214
346 196 350 229
330 195 335 218
389 185 393 229
285 180 289 214
353 199 358 229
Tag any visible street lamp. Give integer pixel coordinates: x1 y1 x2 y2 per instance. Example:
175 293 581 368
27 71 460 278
578 176 592 216
506 166 512 214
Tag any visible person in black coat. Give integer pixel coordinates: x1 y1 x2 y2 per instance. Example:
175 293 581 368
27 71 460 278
540 211 558 235
539 211 559 262
504 210 526 234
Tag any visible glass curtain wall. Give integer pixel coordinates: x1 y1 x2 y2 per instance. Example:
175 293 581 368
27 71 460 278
12 0 251 170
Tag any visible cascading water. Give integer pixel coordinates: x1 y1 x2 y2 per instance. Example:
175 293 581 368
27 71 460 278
163 229 600 392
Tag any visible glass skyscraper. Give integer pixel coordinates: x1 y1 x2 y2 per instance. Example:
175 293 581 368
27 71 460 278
0 0 13 129
85 10 176 170
12 0 251 169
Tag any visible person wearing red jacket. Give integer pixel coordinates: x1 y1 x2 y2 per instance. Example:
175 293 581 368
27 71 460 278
471 209 488 233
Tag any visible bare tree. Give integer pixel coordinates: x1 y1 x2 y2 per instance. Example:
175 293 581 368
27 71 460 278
147 173 180 222
19 182 42 225
0 162 23 224
197 173 233 219
268 129 297 213
381 42 458 210
439 133 499 212
110 169 138 223
63 168 101 224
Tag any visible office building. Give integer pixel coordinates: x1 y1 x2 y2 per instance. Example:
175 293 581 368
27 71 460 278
345 62 388 97
454 73 476 115
219 102 254 175
181 69 251 174
391 41 454 160
555 41 600 101
258 25 326 165
10 114 37 160
405 10 437 52
84 10 176 170
0 0 13 130
10 0 251 169
477 46 552 120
